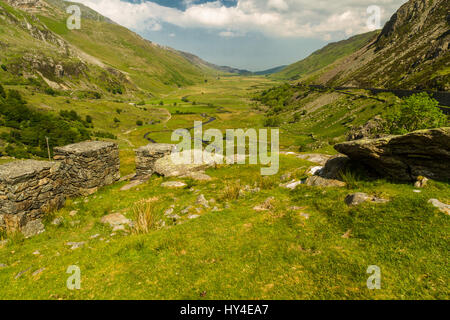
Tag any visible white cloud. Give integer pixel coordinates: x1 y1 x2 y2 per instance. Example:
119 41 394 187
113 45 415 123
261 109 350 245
74 0 407 40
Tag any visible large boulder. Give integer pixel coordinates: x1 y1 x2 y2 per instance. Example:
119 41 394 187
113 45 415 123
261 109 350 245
154 150 223 177
334 128 450 182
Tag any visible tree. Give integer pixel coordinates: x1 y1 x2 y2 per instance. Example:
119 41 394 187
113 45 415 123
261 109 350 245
384 93 448 134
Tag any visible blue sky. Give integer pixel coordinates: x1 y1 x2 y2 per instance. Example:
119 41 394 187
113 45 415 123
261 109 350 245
76 0 407 71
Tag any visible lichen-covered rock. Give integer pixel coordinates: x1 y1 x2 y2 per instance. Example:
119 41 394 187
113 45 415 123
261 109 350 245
305 176 346 187
54 141 120 196
135 143 175 178
335 128 450 182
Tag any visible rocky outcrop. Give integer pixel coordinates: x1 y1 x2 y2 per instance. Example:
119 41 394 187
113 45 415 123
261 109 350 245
335 128 450 181
135 144 175 178
347 116 386 141
54 141 120 197
0 160 65 235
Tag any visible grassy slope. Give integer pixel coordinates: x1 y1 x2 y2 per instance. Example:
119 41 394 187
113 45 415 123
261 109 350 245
0 155 448 299
0 0 216 95
273 31 378 81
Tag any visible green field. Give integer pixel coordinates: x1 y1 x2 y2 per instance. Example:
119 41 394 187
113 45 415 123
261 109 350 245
1 75 449 300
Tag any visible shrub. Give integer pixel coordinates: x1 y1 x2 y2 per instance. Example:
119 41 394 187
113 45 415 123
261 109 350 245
136 120 143 126
85 115 93 124
256 176 277 190
159 101 164 106
113 117 120 123
383 93 448 134
44 87 57 96
1 64 7 71
220 181 241 201
116 108 122 114
264 116 281 127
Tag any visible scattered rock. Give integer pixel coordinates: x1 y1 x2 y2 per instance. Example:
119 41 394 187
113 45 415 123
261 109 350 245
112 225 126 232
90 234 100 239
181 206 192 214
253 197 275 211
51 217 63 226
342 229 352 239
335 128 450 182
281 180 303 190
69 210 78 217
347 116 385 141
21 219 45 238
280 172 292 181
428 199 450 215
15 268 31 279
345 193 389 206
188 214 200 219
181 171 212 181
100 213 131 227
296 153 332 166
32 268 45 277
305 176 346 188
196 194 210 208
120 179 145 191
161 181 187 188
212 206 220 212
0 239 9 248
32 251 40 255
414 176 429 188
413 190 422 193
0 263 7 268
65 242 85 250
164 208 174 216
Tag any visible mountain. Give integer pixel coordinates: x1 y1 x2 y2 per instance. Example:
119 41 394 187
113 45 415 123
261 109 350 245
0 0 217 96
273 31 378 81
176 50 252 75
253 65 287 76
304 0 449 90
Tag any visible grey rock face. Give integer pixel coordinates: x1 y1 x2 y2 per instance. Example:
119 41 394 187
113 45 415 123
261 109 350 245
21 219 45 238
335 128 450 182
428 199 450 215
305 176 346 188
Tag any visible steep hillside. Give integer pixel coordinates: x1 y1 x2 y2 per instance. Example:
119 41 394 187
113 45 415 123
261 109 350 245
315 0 449 90
273 31 378 81
0 0 216 96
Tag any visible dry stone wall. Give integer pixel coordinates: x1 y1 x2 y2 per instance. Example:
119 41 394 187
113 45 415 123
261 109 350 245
0 160 65 235
54 141 120 197
0 141 120 236
135 144 175 178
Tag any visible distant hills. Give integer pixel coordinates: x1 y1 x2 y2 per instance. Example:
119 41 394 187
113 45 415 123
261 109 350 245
274 0 449 91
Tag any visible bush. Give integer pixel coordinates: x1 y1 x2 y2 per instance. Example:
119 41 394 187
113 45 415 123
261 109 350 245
116 108 122 114
383 93 448 134
44 87 57 96
85 115 93 124
113 117 120 123
1 64 7 71
159 101 164 106
136 120 143 126
264 116 281 127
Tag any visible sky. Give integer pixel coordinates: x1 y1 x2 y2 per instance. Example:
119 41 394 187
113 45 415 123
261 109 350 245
74 0 408 71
